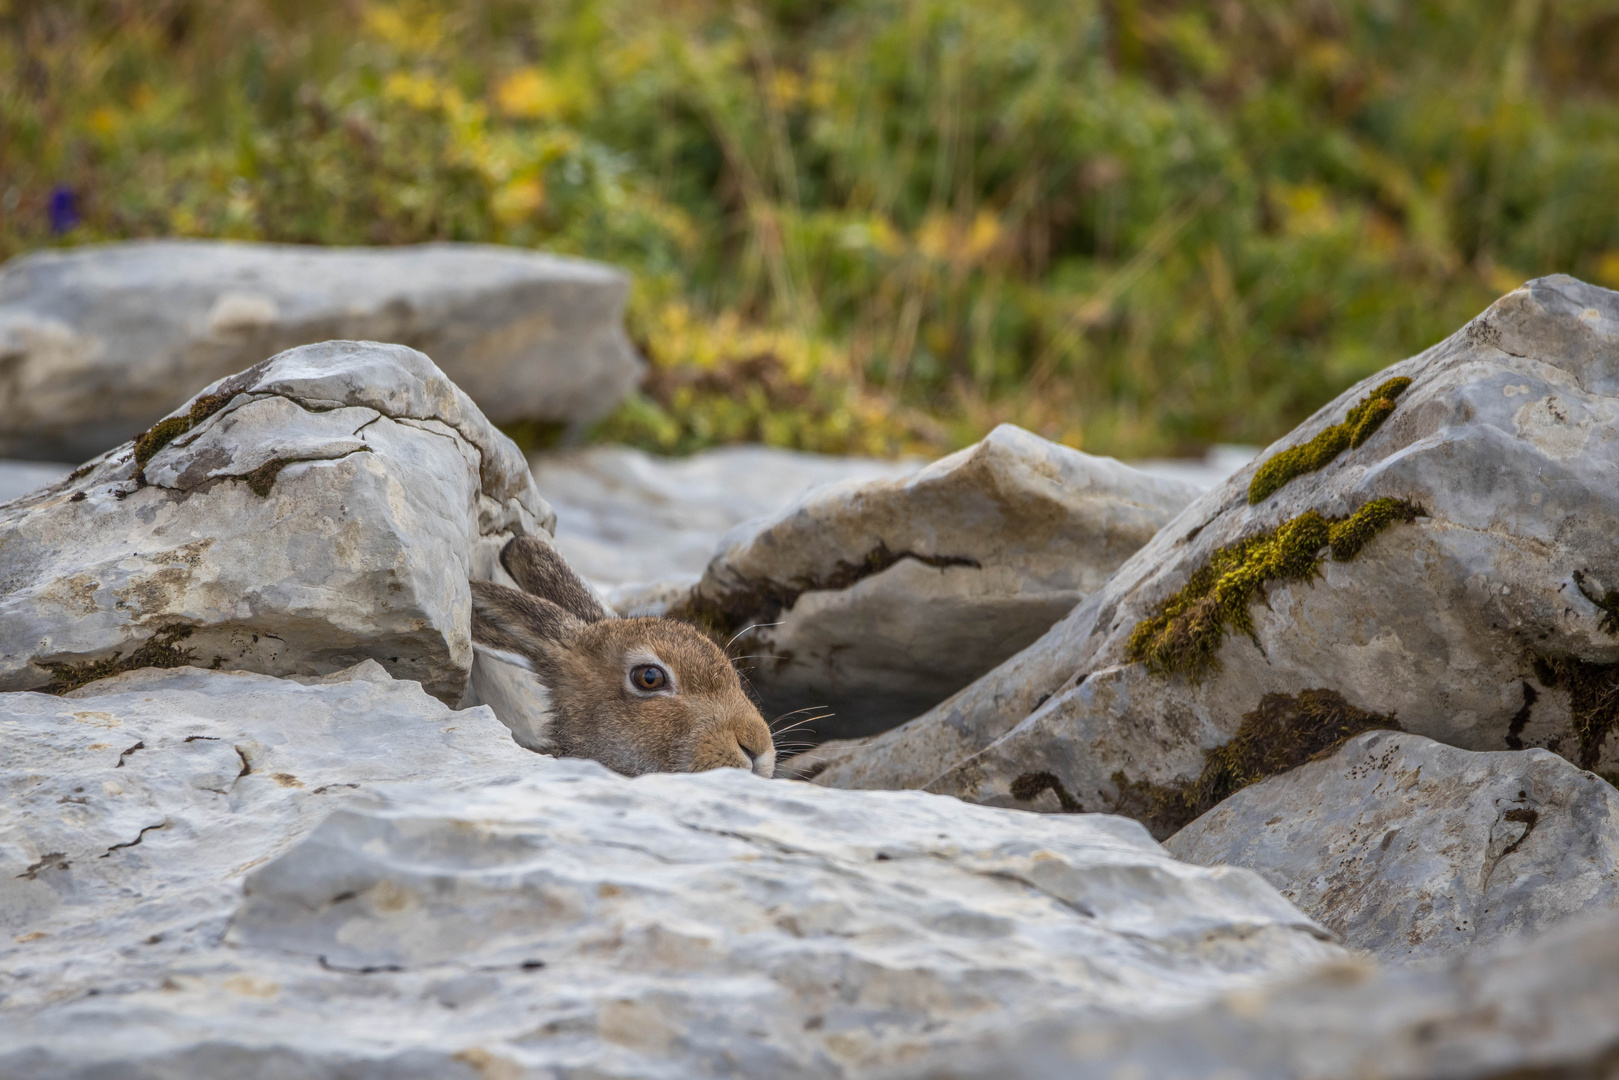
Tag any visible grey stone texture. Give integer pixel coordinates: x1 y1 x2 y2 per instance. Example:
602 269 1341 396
530 442 918 594
896 905 1619 1080
0 665 1341 1079
0 340 551 703
0 240 644 461
805 276 1619 816
673 424 1201 740
1166 730 1619 962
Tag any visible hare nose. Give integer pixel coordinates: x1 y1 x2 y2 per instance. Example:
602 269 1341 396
740 744 759 764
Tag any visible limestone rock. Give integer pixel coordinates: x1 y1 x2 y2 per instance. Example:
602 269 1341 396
0 240 644 461
674 425 1201 741
0 340 552 702
897 906 1619 1080
0 666 1342 1078
0 664 536 1015
530 442 918 593
811 277 1619 818
1164 730 1619 962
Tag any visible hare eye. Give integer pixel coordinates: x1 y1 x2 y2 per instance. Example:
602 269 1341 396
630 664 669 692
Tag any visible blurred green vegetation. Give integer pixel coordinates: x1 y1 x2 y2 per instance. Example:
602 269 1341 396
5 0 1619 458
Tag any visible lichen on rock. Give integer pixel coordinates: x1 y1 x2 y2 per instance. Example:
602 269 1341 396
1247 377 1411 504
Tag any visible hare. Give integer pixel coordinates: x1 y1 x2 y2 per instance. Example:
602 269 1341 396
469 536 776 778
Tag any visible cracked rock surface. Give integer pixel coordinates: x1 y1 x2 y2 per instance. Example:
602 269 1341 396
669 424 1201 741
805 276 1619 814
0 239 644 461
0 340 552 702
0 664 1344 1079
1165 730 1619 963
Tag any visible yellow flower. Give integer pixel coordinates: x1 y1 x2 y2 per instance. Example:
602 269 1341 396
363 3 443 52
1595 251 1619 290
88 107 118 136
491 177 545 224
384 71 443 111
494 68 565 120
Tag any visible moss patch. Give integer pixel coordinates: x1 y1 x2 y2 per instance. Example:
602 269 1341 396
1248 377 1412 504
1111 688 1400 838
668 540 980 640
1326 496 1423 561
132 415 192 469
1127 497 1422 681
242 457 294 497
131 389 243 476
1532 655 1619 772
39 625 198 695
1008 771 1085 812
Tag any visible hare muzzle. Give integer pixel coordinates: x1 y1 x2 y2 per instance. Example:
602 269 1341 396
689 711 777 778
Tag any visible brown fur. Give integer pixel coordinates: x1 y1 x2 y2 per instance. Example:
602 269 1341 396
470 538 775 777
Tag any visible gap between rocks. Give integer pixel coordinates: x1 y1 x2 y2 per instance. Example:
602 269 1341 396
669 540 982 640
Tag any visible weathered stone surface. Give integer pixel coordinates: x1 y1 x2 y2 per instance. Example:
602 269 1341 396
0 664 535 1012
670 425 1200 741
896 906 1619 1080
0 665 1342 1079
810 276 1619 814
533 443 1248 607
530 442 917 594
0 340 552 702
0 240 644 461
1164 730 1619 963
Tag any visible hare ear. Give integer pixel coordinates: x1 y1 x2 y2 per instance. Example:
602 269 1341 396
500 536 608 623
469 578 586 667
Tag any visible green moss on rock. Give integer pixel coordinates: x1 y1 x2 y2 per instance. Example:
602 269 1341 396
1248 376 1412 504
1327 496 1422 561
40 625 198 695
132 390 243 476
132 415 193 468
1127 497 1422 681
1111 688 1400 838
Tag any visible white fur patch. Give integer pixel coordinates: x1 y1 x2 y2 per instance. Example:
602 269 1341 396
471 644 555 753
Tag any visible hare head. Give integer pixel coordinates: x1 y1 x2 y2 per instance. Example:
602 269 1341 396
469 536 775 778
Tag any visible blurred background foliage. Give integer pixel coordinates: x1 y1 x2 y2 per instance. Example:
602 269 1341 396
4 0 1619 458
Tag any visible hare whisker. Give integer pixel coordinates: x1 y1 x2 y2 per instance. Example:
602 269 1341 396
770 705 830 722
726 622 784 650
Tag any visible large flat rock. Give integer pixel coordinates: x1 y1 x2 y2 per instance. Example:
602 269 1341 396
0 340 552 703
809 277 1619 821
1165 730 1619 963
0 240 644 461
0 666 1342 1078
